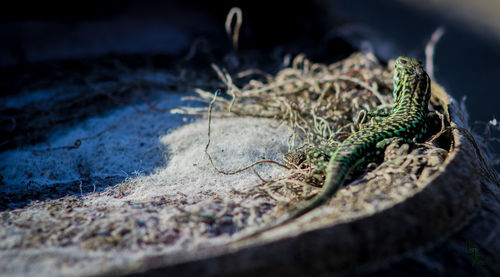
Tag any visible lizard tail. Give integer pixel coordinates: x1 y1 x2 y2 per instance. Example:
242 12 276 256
279 162 348 225
233 159 349 242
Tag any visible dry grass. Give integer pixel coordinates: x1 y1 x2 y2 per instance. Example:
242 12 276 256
0 52 451 271
173 52 448 225
174 53 395 146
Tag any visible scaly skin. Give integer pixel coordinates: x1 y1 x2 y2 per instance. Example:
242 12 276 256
237 56 431 240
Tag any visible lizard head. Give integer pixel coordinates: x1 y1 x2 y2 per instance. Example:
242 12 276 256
392 56 431 108
394 57 423 76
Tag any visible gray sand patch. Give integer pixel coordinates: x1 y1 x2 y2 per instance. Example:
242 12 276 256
0 109 291 276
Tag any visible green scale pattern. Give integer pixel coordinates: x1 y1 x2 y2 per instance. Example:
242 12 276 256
240 56 432 239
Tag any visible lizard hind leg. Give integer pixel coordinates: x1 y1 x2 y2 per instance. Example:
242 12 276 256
305 145 338 180
284 145 338 185
355 108 391 130
375 136 408 149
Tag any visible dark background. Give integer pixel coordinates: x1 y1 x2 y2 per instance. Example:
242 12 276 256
2 0 499 120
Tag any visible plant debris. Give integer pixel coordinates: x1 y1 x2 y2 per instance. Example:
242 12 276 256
173 52 448 224
0 52 454 276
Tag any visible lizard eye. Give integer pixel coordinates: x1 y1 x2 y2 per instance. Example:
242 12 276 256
400 59 407 65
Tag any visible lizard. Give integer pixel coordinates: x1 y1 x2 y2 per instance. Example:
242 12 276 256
235 56 431 241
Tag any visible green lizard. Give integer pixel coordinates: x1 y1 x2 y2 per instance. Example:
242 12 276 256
237 56 431 240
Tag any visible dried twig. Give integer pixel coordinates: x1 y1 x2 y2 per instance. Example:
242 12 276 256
204 90 288 176
425 27 446 80
225 7 243 51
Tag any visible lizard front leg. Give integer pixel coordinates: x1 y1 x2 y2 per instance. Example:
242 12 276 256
355 108 391 130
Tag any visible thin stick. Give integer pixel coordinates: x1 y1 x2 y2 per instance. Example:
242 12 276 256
425 27 445 80
205 90 220 155
204 91 289 175
225 7 243 51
